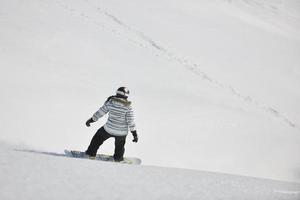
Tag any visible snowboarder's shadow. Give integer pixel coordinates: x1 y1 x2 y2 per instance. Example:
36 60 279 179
14 149 66 157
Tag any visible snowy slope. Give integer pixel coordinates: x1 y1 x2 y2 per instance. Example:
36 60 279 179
1 143 300 200
0 0 300 185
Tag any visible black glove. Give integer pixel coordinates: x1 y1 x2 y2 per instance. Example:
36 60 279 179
86 118 95 127
131 130 138 143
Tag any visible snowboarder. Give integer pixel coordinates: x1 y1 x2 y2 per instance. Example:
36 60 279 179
85 87 138 162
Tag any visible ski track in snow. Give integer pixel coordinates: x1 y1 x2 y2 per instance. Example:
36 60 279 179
14 149 67 157
56 0 299 131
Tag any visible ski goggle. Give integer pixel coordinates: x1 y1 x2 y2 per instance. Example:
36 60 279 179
116 88 130 96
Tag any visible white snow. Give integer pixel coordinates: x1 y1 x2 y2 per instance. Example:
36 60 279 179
1 142 300 200
0 0 300 198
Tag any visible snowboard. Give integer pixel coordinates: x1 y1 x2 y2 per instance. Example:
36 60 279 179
64 150 141 165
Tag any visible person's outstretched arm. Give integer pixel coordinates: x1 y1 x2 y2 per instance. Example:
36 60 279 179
86 100 109 127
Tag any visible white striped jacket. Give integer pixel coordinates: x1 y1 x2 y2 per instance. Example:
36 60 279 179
92 96 137 136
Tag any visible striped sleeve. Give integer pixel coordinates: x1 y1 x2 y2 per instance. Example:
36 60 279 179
92 101 109 121
126 106 136 132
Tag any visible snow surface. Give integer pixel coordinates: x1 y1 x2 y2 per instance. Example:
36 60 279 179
1 142 300 200
0 0 300 197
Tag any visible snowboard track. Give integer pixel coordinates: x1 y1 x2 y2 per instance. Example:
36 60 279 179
55 0 299 131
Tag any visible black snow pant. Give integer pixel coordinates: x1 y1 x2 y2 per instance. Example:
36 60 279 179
85 127 126 161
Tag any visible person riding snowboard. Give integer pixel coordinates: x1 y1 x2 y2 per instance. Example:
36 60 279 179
85 87 138 162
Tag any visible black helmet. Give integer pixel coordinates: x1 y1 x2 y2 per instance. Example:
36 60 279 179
116 87 130 99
